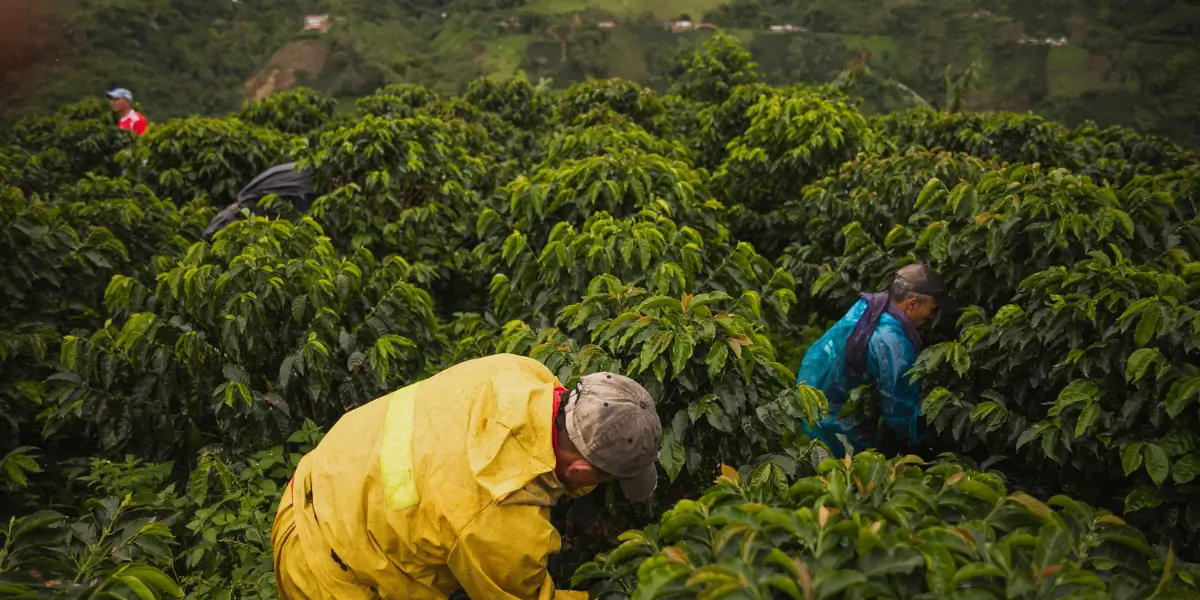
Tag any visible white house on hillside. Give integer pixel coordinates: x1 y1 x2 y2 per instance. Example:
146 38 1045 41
303 14 330 32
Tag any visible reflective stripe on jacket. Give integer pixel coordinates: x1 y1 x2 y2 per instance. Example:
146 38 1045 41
796 298 922 455
272 353 588 599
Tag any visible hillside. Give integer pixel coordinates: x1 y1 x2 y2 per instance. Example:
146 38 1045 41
3 0 1200 145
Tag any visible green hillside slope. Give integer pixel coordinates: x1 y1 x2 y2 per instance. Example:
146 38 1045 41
3 0 1199 146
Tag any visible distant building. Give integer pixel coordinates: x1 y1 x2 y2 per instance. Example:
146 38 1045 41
598 21 616 29
971 10 995 19
769 24 805 32
303 14 330 32
1018 36 1068 46
670 19 694 32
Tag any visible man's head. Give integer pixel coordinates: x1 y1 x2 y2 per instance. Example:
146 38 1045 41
105 88 133 114
887 263 955 328
554 373 662 502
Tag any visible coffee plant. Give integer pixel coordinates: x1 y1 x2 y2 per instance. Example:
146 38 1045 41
1 34 1197 599
573 452 1198 599
236 88 335 136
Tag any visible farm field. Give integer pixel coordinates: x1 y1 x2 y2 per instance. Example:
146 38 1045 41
1 34 1199 599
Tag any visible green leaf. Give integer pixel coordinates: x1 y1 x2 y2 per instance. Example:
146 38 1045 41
1051 380 1099 416
1034 525 1068 567
1124 348 1162 384
1074 402 1101 438
501 230 526 263
859 551 924 578
919 544 956 594
1165 376 1200 419
123 566 184 598
706 404 734 434
1143 443 1170 486
689 291 732 311
1173 453 1200 485
1121 442 1144 477
636 296 683 314
952 562 1006 584
291 294 308 323
1135 306 1159 347
1124 486 1162 514
659 426 685 482
117 575 157 600
1158 429 1198 457
705 342 729 380
1008 492 1053 522
915 177 944 209
669 330 695 379
952 479 1001 505
638 331 674 376
814 569 867 600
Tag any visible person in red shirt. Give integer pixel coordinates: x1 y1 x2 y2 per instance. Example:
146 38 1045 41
105 88 148 136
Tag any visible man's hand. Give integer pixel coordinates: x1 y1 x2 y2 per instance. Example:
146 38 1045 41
564 494 606 549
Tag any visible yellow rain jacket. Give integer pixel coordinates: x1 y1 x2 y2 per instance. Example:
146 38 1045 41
271 354 589 599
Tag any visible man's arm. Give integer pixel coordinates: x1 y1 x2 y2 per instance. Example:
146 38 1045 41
447 501 565 600
866 329 922 445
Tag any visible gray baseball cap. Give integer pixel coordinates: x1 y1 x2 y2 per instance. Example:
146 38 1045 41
105 88 133 101
890 262 956 316
565 373 662 502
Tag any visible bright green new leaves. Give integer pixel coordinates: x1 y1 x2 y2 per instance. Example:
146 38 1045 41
0 446 42 490
499 148 726 244
497 278 816 488
555 78 667 135
779 151 995 299
488 210 794 329
575 451 1193 598
874 108 1194 183
463 73 552 131
299 115 491 291
668 32 763 106
2 98 132 194
913 249 1200 548
354 83 441 119
237 88 336 135
790 159 1189 317
694 83 780 170
539 123 694 166
715 90 872 212
133 117 294 206
45 217 440 462
56 174 209 271
301 114 489 195
0 182 197 465
0 495 181 598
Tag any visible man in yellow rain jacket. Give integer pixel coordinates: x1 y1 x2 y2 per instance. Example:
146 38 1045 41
271 353 663 599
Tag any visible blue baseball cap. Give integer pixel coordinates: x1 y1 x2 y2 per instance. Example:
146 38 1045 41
105 88 133 101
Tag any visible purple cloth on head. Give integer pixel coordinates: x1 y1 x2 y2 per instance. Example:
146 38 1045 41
844 292 922 378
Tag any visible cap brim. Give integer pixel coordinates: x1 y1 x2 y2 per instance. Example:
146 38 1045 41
618 463 658 502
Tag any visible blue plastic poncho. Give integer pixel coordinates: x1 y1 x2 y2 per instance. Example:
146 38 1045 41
796 297 922 456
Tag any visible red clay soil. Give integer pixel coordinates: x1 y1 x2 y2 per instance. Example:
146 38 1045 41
243 39 330 101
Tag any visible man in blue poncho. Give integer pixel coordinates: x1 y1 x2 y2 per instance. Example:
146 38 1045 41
797 263 955 456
